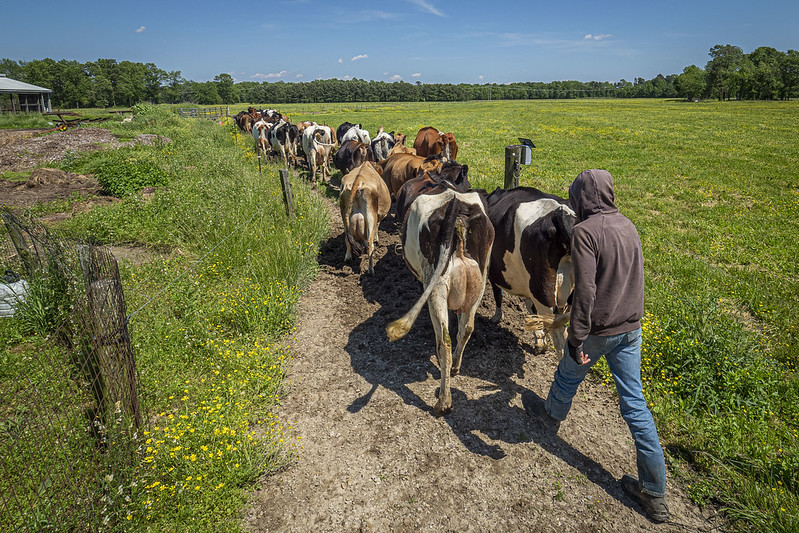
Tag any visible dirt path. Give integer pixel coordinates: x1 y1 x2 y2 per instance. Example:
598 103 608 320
243 194 719 532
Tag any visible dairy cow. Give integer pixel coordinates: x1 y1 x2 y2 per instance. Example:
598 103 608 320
485 186 577 355
338 162 391 275
386 185 494 416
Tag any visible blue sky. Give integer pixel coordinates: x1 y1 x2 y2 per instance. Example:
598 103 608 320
3 1 797 84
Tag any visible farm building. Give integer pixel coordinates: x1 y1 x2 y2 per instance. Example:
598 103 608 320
0 74 52 113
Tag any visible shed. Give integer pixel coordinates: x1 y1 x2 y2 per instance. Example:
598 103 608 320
0 74 52 113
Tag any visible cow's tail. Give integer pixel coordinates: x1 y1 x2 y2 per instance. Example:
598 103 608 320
525 312 570 332
386 199 461 342
345 176 365 255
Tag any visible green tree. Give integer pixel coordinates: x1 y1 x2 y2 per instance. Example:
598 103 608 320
706 44 745 101
748 46 783 100
675 65 706 100
117 61 146 106
144 63 166 103
88 59 119 106
214 73 238 103
781 49 799 99
191 81 222 104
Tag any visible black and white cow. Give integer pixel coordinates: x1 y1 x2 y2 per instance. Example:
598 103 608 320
341 125 370 144
269 120 300 168
386 187 494 416
485 186 577 355
336 122 359 143
370 126 395 161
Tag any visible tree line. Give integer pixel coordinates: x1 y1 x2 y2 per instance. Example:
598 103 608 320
2 45 797 109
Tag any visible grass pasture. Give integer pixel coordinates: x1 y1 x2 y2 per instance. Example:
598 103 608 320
1 99 797 531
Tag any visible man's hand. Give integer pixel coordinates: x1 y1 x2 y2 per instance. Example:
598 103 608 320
567 341 590 365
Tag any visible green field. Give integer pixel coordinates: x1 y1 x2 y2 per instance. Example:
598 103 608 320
2 99 798 531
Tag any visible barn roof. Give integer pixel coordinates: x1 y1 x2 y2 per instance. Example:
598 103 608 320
0 75 52 94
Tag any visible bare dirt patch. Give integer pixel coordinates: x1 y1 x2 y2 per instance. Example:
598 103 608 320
244 195 720 532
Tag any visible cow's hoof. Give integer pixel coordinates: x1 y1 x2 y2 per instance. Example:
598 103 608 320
434 401 453 417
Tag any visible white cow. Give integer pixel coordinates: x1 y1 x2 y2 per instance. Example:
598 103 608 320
301 124 336 187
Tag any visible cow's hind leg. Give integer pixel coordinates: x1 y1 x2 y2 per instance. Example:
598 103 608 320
428 285 452 416
489 283 503 324
452 302 478 377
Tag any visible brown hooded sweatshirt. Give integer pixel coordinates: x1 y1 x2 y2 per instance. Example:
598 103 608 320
567 169 644 348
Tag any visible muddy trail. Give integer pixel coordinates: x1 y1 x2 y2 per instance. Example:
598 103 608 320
243 191 719 533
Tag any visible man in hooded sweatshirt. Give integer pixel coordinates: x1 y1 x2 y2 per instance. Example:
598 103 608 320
523 169 669 523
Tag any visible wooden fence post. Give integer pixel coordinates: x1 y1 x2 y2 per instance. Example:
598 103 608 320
77 245 142 428
279 169 296 220
504 145 522 189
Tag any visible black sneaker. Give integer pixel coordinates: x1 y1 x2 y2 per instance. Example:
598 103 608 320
621 474 670 523
521 392 560 432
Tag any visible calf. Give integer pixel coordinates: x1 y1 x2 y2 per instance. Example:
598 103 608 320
413 126 458 160
339 162 391 275
387 187 494 415
378 152 445 199
485 186 577 355
333 139 374 175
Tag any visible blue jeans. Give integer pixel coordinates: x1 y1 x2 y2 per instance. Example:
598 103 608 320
545 328 667 497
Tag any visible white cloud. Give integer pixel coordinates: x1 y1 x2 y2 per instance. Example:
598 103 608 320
351 54 368 62
343 75 352 80
251 71 288 79
479 75 485 80
411 72 421 77
407 0 445 17
389 74 402 81
338 58 344 64
296 74 303 79
584 33 612 40
135 26 146 33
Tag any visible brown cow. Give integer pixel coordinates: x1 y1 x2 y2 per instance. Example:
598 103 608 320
339 162 391 275
377 152 445 199
413 126 458 160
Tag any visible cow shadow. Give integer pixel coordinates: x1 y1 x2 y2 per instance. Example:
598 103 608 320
340 232 538 455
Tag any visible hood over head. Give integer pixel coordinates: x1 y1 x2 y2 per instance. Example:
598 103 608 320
569 169 618 221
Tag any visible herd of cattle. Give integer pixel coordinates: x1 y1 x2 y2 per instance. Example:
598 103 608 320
234 108 577 416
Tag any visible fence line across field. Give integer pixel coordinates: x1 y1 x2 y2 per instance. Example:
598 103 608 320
177 106 230 120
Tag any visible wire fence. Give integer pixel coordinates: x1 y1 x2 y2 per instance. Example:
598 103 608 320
1 210 144 531
177 106 230 121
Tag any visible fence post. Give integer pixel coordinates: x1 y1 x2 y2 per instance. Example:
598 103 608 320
504 145 522 189
77 245 142 429
279 169 296 220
